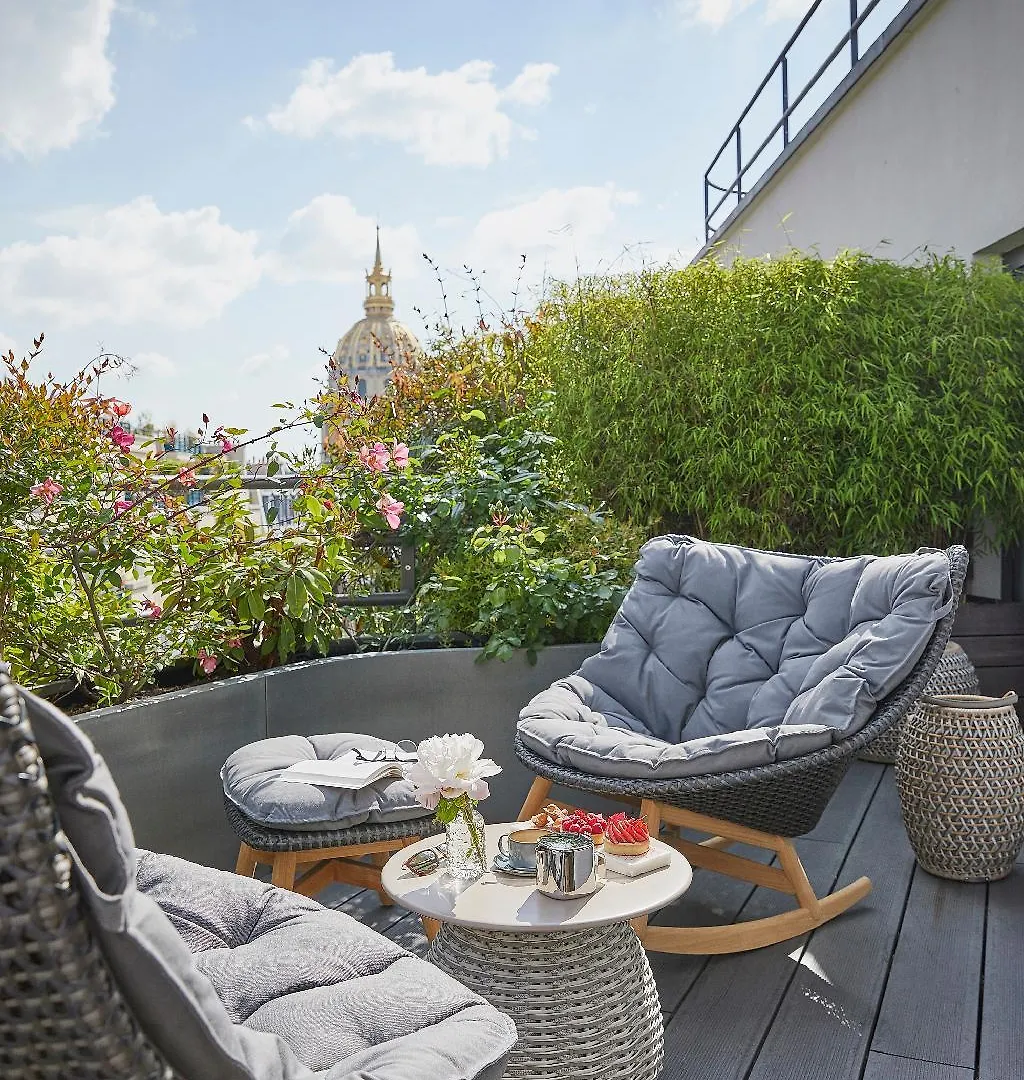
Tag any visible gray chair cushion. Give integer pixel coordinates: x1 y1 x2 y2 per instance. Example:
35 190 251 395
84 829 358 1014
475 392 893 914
22 689 515 1080
222 734 435 831
137 850 516 1079
518 536 954 779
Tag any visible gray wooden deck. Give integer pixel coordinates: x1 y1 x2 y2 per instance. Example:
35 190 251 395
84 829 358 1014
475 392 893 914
318 763 1023 1080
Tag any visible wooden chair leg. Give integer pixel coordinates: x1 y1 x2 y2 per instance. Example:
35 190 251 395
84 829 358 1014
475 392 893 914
518 776 554 820
235 843 259 878
369 851 394 906
270 851 298 890
633 799 872 955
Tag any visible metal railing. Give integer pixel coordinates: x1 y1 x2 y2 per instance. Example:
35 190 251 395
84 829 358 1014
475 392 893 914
240 476 415 608
703 0 908 240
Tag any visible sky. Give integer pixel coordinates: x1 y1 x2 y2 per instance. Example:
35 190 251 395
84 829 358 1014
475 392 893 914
1 0 859 450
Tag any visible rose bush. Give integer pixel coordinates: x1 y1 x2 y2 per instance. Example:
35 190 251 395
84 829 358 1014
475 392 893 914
0 339 417 704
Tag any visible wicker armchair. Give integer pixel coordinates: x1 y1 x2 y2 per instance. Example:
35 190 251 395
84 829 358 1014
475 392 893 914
517 542 969 955
0 668 515 1079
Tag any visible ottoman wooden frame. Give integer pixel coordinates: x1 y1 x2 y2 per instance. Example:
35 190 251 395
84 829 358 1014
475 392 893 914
226 796 434 908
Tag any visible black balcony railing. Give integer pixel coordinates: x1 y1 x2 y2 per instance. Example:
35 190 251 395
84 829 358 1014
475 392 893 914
703 0 913 240
240 476 415 608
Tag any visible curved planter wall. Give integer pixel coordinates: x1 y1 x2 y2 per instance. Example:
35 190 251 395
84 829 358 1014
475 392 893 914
77 644 599 871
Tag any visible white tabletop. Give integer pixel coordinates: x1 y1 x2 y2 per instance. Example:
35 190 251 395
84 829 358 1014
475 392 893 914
380 822 692 933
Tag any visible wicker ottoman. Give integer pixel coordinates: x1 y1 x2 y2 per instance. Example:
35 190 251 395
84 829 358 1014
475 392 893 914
223 734 437 900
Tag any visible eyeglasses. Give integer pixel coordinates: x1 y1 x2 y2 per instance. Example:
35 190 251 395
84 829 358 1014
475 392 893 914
351 739 418 764
403 846 446 876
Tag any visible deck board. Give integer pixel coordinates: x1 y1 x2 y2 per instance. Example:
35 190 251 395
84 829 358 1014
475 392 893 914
745 776 917 1080
660 837 846 1080
978 870 1024 1080
310 765 1019 1080
871 866 985 1069
863 1051 974 1080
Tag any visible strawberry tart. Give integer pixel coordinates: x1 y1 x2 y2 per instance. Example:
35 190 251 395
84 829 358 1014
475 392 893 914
603 813 650 856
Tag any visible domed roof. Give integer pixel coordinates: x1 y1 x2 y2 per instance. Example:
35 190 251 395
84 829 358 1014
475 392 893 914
329 229 422 401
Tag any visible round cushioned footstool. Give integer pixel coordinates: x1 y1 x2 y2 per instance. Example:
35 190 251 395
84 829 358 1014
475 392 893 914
222 733 437 904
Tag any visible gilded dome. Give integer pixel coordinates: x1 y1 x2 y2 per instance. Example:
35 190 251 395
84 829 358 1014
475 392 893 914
328 230 422 402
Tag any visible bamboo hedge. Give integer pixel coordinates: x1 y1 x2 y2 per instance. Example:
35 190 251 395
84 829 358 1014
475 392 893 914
528 252 1024 555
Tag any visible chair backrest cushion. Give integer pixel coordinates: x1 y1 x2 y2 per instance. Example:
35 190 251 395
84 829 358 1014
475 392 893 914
22 688 315 1080
569 536 954 744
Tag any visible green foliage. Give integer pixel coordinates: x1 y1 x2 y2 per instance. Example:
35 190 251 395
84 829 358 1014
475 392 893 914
529 252 1024 554
0 344 419 704
323 327 645 661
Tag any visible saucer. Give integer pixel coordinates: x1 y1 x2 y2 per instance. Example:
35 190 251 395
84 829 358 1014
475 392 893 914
492 854 537 878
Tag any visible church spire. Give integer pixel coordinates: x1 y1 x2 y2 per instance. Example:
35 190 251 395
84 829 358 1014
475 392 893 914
363 226 394 317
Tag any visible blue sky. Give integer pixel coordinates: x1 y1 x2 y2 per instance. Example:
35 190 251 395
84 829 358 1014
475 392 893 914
1 0 854 448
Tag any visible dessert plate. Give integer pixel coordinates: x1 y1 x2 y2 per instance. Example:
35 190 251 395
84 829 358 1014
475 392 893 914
492 854 537 878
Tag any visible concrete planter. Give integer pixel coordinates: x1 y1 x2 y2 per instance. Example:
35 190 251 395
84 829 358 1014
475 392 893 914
77 644 599 871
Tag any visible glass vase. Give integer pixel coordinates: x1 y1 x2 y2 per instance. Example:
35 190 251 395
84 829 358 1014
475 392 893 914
444 802 488 879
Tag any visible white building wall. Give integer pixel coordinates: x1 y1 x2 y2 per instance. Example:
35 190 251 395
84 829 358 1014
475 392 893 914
710 0 1024 263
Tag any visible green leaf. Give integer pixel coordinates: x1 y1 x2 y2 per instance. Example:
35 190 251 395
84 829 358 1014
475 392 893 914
285 575 307 619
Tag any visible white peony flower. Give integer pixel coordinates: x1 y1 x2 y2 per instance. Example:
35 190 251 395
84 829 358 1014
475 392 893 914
405 733 502 810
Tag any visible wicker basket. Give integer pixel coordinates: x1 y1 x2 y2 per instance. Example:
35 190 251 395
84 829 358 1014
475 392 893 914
859 641 980 764
896 692 1024 882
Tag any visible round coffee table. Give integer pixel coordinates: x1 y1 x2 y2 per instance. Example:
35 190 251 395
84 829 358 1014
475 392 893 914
381 822 692 1079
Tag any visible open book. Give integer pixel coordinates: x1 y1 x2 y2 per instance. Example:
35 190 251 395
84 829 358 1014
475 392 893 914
276 749 416 790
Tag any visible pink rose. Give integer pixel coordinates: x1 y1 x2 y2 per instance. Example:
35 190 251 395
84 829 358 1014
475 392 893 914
114 499 133 516
197 649 218 674
178 469 198 488
30 478 63 504
358 442 391 472
375 494 404 530
109 424 135 451
140 596 162 619
391 441 410 469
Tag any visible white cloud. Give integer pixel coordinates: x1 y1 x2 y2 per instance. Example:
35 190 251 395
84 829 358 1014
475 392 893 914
240 344 289 376
764 0 808 21
0 197 263 328
130 351 178 377
673 0 803 28
271 194 421 284
468 184 641 283
501 62 559 107
0 0 116 157
256 52 558 167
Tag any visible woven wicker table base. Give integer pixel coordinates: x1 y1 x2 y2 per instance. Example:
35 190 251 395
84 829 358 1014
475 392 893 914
427 922 663 1080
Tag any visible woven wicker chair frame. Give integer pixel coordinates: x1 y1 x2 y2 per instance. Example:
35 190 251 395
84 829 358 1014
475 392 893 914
516 545 969 956
0 670 178 1080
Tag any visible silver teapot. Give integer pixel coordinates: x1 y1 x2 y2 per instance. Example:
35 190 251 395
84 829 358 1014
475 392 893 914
536 832 602 900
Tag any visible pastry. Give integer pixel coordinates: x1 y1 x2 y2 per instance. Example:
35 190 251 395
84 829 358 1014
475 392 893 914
603 812 650 856
530 803 568 830
559 810 606 846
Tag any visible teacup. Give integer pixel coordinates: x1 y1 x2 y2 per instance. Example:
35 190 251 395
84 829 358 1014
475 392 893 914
497 827 546 870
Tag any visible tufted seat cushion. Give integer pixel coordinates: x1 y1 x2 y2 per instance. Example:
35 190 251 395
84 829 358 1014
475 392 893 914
222 734 435 831
519 536 954 779
136 850 516 1078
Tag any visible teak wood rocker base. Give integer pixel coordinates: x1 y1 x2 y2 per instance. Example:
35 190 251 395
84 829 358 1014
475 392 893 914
518 776 871 955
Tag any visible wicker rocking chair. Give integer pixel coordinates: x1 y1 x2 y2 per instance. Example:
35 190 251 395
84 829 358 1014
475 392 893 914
516 540 968 956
